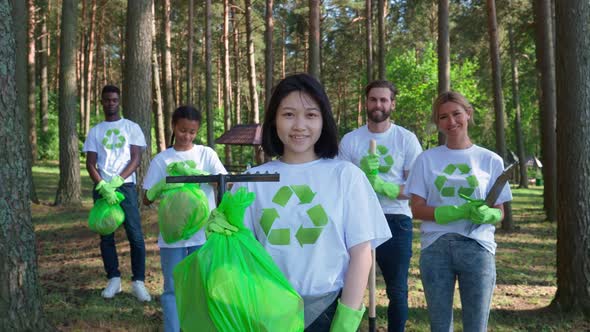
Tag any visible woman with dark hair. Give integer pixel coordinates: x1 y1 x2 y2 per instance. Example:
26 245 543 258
209 73 391 332
406 91 512 332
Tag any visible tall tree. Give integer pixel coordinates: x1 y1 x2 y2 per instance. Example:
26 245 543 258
245 0 260 123
377 0 385 79
553 0 590 314
437 0 449 145
78 0 87 136
55 0 82 205
533 0 557 221
161 0 174 146
485 0 513 230
365 0 372 83
152 0 165 152
39 2 49 135
123 0 153 189
508 25 528 188
308 0 320 79
83 0 97 136
187 0 194 104
265 0 274 107
232 1 242 124
1 3 50 328
27 0 37 162
223 0 232 165
205 0 214 147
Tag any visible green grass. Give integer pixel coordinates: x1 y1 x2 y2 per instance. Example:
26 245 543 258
32 165 588 331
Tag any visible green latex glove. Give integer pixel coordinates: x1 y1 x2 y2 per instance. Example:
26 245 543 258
359 154 380 179
434 200 484 225
146 178 184 201
108 175 125 189
96 180 118 205
205 208 239 237
372 176 400 200
329 299 366 332
470 205 502 224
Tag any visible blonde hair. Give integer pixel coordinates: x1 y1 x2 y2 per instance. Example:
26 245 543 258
431 91 475 126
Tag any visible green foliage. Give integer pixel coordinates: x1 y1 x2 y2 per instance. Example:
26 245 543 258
37 93 60 160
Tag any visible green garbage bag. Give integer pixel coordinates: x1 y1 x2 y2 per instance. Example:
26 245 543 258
88 192 125 235
173 188 304 332
158 161 210 244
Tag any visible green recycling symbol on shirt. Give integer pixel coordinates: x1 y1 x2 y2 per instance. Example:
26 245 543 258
434 163 479 197
102 129 126 150
367 144 394 173
260 184 328 246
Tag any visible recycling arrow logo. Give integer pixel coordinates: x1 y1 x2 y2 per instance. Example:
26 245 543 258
102 129 126 150
260 184 328 246
434 163 479 197
367 144 394 173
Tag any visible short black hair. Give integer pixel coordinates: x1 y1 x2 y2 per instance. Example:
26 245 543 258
365 80 398 101
262 73 338 158
101 85 120 96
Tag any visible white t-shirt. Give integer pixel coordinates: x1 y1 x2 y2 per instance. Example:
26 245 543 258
142 145 227 248
83 118 147 184
339 123 423 216
233 158 391 298
405 145 512 254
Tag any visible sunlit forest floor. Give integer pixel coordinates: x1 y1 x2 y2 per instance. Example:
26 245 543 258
32 162 589 331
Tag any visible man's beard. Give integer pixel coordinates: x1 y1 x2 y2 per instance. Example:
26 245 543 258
367 108 391 123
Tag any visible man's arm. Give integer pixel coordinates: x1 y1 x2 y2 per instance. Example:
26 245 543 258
86 151 103 184
117 145 143 180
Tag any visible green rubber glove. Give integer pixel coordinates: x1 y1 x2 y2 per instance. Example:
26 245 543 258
359 154 380 179
434 200 484 225
205 209 238 237
146 178 184 201
96 180 119 205
372 176 400 200
470 205 502 224
108 175 125 189
329 299 366 332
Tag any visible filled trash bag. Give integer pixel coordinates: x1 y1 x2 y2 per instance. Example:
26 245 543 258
173 188 304 332
158 161 210 244
88 192 125 235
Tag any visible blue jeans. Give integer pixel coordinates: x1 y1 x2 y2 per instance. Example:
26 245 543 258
419 233 496 332
376 214 413 332
304 296 339 332
93 183 146 281
160 246 200 332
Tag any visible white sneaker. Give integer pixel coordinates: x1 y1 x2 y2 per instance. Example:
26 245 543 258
101 277 122 299
131 281 151 302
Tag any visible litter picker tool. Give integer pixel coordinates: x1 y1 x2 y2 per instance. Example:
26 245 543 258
484 162 517 207
368 139 377 332
167 172 280 204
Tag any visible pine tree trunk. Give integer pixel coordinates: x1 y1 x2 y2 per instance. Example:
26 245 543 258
1 3 51 328
40 7 49 134
264 0 274 108
187 0 193 104
308 0 320 79
84 0 97 136
377 0 385 79
365 0 372 83
27 0 37 162
223 0 232 165
79 0 87 137
123 0 153 192
205 0 214 147
152 1 165 152
55 0 82 206
162 0 174 146
245 0 260 124
533 0 557 221
552 0 590 315
437 0 449 146
232 2 241 124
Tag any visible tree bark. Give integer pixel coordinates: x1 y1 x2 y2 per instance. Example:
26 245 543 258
123 0 152 191
232 1 242 124
205 0 214 147
308 0 320 79
508 25 528 189
245 0 260 123
365 0 372 83
377 0 385 79
533 0 557 221
40 5 49 134
437 0 449 146
223 0 232 165
152 1 165 152
264 0 274 108
79 0 87 137
187 0 193 104
83 0 97 136
161 0 174 146
553 0 590 315
27 0 37 162
55 0 82 206
1 3 51 328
